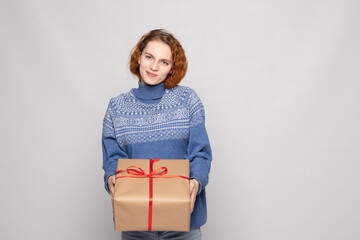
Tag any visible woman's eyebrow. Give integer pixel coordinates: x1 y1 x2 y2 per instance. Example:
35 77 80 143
144 52 171 62
144 51 153 56
161 59 172 63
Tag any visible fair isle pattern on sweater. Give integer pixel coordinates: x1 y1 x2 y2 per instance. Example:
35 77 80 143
103 86 205 147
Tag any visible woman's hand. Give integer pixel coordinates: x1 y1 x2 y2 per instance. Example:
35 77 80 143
189 179 200 213
108 175 116 198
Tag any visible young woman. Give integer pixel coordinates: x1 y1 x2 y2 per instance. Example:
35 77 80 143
102 29 212 240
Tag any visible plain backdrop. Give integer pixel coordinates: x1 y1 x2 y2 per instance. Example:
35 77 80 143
1 0 360 239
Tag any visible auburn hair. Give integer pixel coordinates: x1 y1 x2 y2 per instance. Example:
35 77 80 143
129 29 188 89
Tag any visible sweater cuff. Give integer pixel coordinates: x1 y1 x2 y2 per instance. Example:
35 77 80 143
190 172 207 195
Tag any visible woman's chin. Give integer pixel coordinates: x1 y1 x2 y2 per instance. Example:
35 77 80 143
141 79 164 86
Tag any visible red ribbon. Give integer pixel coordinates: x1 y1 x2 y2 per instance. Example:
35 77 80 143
115 158 189 231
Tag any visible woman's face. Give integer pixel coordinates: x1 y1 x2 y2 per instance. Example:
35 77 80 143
138 40 172 86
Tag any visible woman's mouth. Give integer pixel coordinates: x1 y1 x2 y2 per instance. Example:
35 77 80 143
146 71 158 77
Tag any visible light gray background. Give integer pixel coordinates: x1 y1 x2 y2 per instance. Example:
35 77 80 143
1 0 360 239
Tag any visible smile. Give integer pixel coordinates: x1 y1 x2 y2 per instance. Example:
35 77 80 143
146 71 158 77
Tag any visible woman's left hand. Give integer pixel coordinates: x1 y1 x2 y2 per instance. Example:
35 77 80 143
189 179 200 213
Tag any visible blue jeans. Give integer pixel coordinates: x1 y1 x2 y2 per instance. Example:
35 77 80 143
121 228 201 240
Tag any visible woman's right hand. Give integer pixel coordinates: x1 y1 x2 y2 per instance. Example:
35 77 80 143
108 175 116 198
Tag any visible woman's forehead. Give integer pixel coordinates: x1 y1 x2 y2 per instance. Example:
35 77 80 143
143 40 172 60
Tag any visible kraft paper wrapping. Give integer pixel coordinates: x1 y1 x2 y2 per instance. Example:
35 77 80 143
112 159 190 232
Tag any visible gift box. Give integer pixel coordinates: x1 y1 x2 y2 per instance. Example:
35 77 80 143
112 158 190 232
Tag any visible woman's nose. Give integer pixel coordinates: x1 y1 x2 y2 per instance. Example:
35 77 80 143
150 62 159 71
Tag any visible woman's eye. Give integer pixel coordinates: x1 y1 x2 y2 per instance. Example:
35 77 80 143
145 55 152 59
162 61 169 65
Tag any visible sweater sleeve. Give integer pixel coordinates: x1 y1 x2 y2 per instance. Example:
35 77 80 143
186 90 212 194
102 99 128 193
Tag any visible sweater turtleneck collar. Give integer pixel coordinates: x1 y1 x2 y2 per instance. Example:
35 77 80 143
132 81 166 101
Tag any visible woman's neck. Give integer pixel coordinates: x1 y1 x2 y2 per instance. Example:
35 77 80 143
132 81 165 103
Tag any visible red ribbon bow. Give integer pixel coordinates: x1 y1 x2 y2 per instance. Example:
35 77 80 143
115 158 189 231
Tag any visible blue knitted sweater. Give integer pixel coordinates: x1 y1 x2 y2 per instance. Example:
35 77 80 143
102 81 212 229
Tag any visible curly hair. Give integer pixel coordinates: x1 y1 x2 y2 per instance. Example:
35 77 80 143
129 29 188 89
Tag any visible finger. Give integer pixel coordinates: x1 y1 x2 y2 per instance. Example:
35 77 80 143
112 176 116 184
190 194 195 213
189 180 195 192
190 187 196 213
109 188 113 198
110 184 115 198
108 179 115 197
189 180 197 213
108 176 113 186
192 179 199 193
